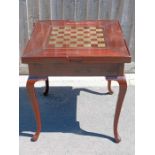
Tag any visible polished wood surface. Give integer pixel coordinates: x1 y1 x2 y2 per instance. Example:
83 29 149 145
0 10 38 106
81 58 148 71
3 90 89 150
22 20 131 143
22 20 131 63
106 76 127 143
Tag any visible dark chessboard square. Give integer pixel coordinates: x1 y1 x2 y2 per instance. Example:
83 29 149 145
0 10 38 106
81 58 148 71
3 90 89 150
48 44 55 47
70 36 76 38
57 36 63 38
77 29 83 31
91 39 98 41
49 38 55 41
91 44 98 47
97 36 103 38
57 42 63 44
98 41 104 44
58 31 64 34
77 44 83 47
84 41 90 44
64 38 70 41
70 42 76 44
77 38 83 41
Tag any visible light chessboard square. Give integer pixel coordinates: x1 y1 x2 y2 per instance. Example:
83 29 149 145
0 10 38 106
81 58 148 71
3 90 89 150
48 26 106 48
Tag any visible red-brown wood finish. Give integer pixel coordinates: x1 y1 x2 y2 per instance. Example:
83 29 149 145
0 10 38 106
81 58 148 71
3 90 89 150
106 76 127 143
26 76 48 141
22 20 131 64
21 20 131 143
28 63 124 76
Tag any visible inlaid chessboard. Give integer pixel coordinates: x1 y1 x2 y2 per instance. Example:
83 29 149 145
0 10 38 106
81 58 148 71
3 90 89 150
22 20 131 64
47 26 106 48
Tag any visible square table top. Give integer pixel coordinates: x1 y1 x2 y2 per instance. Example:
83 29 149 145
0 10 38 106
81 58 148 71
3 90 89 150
22 20 131 64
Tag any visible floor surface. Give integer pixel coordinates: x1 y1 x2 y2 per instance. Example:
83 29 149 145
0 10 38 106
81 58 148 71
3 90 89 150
19 75 135 155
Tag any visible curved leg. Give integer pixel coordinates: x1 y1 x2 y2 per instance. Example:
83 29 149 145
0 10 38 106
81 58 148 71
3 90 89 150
107 80 113 94
113 76 127 143
43 78 49 96
26 76 47 141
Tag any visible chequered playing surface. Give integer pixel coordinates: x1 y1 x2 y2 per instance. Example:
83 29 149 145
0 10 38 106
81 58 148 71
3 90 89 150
47 26 106 48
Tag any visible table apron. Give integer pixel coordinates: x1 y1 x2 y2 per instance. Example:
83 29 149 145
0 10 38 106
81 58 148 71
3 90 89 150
28 63 124 76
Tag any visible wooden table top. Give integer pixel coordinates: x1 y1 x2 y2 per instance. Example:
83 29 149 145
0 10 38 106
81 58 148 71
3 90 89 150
22 20 131 63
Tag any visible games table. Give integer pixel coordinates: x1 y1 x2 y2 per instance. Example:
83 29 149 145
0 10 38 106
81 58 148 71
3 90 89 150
21 20 131 143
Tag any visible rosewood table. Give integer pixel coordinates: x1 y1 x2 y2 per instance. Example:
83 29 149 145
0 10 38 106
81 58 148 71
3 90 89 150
21 20 131 143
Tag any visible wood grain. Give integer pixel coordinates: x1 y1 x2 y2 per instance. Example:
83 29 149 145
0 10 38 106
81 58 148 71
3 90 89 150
28 63 124 76
22 20 131 64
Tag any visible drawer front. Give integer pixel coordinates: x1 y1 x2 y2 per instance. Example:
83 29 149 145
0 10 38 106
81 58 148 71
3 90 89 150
29 62 124 76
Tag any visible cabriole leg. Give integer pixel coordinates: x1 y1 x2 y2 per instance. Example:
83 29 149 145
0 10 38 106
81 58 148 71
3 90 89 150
26 76 48 141
106 76 127 143
114 76 127 143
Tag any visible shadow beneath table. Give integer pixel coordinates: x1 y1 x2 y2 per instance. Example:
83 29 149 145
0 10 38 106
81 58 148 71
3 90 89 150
19 86 115 142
